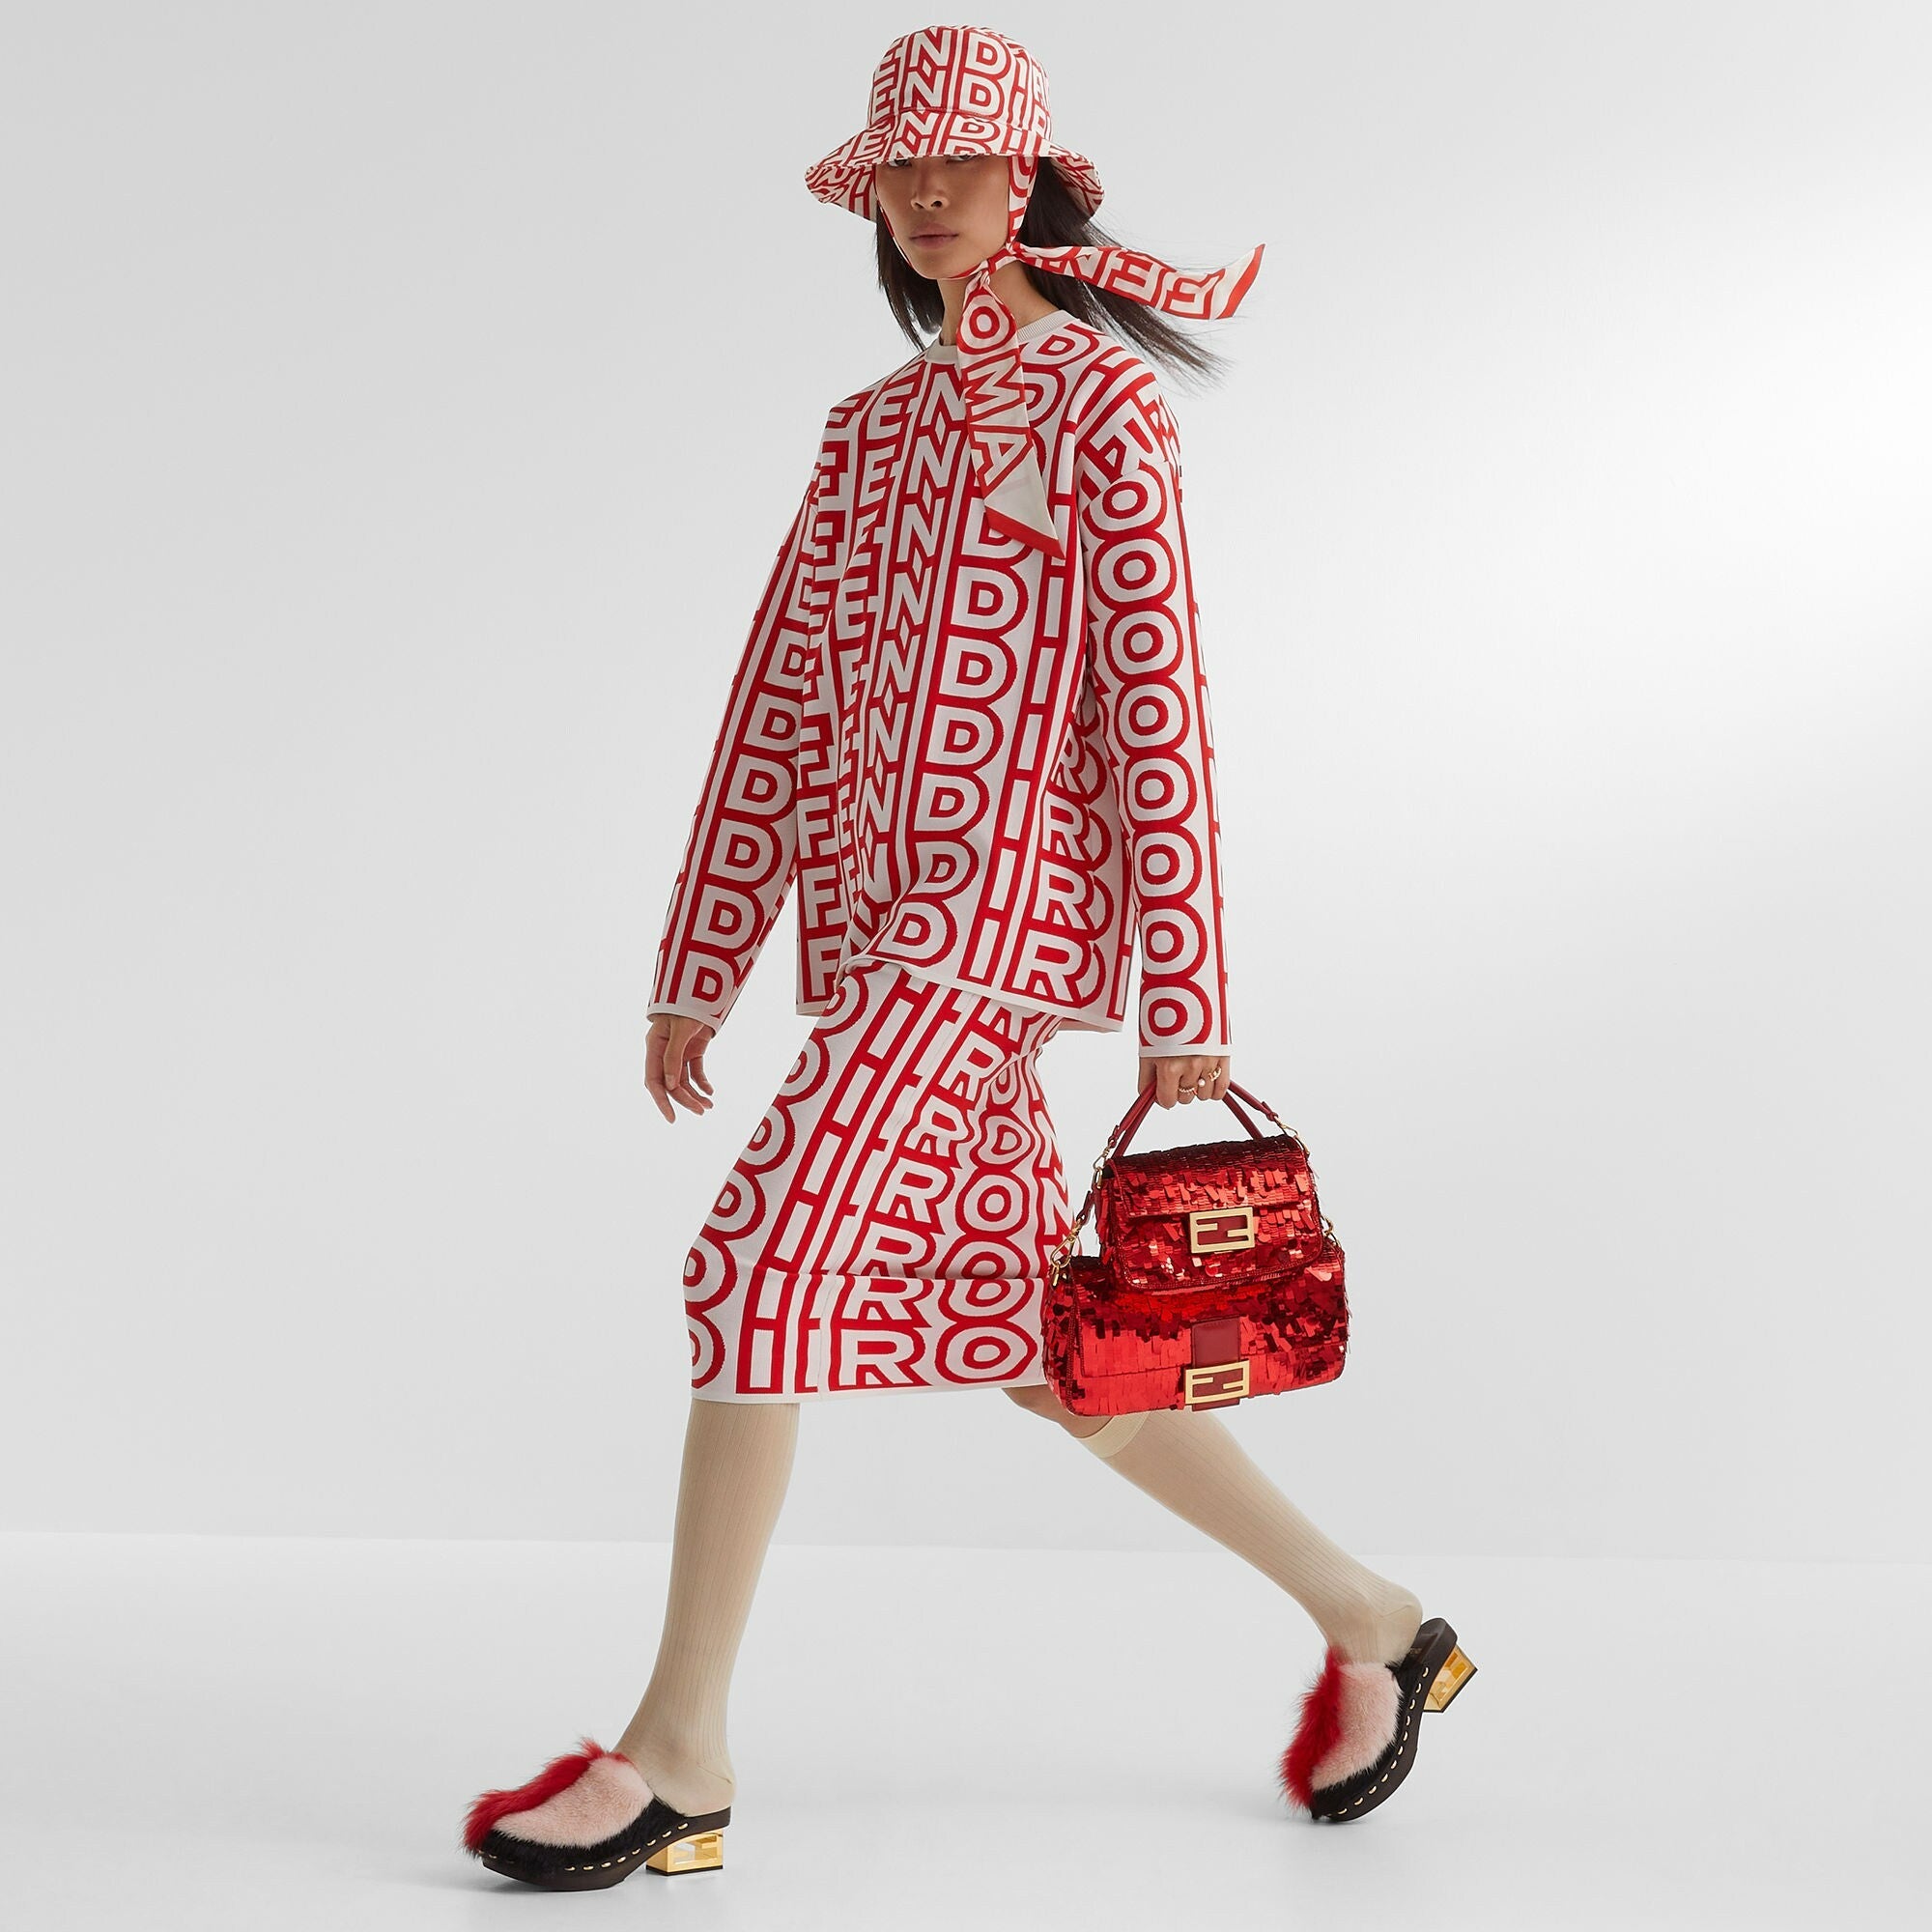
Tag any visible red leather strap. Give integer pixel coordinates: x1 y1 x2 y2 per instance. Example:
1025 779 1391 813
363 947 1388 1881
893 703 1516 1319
1108 1079 1282 1160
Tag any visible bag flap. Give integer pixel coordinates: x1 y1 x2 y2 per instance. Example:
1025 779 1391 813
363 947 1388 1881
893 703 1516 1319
1094 1132 1327 1291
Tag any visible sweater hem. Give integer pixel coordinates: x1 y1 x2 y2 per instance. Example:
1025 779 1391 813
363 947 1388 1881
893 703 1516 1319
854 957 1126 1031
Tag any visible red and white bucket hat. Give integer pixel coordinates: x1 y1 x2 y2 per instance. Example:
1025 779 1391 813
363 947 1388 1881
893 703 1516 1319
803 21 1104 223
805 23 1264 560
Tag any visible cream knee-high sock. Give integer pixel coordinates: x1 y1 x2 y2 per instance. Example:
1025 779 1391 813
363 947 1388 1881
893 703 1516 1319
616 1395 798 1816
1077 1407 1422 1666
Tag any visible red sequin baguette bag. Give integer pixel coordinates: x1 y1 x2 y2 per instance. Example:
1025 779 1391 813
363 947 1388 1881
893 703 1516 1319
1041 1081 1348 1416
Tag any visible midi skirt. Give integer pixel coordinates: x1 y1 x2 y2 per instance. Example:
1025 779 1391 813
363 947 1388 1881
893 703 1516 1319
683 958 1070 1401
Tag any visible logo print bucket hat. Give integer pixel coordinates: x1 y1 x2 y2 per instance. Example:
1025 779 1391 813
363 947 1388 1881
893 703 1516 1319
806 23 1264 560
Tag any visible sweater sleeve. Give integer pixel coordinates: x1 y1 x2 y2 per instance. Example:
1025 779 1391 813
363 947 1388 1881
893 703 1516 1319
1074 367 1233 1057
647 440 827 1033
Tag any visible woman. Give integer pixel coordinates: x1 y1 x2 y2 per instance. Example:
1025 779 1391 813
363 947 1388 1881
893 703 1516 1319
461 25 1468 1889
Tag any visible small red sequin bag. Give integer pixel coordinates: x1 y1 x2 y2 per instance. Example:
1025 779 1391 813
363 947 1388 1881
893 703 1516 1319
1041 1082 1348 1416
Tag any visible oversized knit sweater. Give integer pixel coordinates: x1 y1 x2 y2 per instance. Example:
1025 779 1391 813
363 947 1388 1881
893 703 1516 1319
648 305 1231 1055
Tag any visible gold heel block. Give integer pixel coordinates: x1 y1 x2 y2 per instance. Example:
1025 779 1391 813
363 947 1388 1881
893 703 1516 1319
1424 1643 1476 1712
646 1829 724 1873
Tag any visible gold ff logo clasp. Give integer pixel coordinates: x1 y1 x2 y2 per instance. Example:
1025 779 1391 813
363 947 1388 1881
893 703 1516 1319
1187 1205 1257 1254
1183 1359 1251 1406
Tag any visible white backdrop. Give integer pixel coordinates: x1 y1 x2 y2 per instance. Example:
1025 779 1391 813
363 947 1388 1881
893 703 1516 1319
4 1 1927 1563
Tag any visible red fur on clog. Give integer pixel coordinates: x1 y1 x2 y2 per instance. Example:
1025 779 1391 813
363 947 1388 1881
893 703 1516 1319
1279 1647 1346 1810
462 1736 630 1853
1280 1646 1406 1809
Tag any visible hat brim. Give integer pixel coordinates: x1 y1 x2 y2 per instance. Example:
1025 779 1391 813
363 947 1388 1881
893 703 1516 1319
805 121 1103 222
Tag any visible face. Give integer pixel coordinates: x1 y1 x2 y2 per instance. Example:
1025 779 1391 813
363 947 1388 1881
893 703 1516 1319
872 152 1012 280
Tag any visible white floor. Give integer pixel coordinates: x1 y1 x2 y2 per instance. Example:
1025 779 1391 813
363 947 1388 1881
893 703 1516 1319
0 1534 1922 1930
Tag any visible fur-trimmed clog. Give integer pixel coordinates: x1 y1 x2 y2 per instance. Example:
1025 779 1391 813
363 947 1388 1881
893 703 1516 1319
461 1737 730 1888
1278 1617 1476 1822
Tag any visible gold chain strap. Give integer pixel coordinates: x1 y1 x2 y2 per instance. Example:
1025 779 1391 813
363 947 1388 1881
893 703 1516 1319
1046 1139 1119 1288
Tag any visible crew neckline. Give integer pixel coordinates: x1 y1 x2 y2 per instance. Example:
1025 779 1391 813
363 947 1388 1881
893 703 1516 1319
923 306 1073 364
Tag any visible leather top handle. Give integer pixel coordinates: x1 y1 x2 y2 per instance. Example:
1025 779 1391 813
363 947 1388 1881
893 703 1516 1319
1105 1078 1284 1160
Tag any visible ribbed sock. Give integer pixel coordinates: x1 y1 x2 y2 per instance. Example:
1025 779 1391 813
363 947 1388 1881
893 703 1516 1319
1079 1406 1422 1665
616 1395 799 1815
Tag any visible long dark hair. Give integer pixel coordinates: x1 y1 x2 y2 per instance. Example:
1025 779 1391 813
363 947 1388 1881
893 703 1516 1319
874 157 1229 387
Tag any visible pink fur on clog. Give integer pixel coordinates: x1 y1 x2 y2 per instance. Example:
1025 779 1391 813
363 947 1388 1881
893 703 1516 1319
1280 1648 1401 1809
462 1738 651 1853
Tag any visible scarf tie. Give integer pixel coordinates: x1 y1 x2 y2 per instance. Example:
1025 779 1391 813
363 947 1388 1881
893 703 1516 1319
943 166 1263 561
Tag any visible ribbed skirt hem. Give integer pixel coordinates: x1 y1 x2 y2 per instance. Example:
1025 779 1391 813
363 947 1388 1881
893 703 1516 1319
689 1266 1059 1401
692 1367 1051 1405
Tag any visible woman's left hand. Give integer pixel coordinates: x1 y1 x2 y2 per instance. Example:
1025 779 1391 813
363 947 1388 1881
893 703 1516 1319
1139 1054 1231 1108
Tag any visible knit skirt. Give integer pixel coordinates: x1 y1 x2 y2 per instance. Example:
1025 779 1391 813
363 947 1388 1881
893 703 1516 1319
683 957 1069 1401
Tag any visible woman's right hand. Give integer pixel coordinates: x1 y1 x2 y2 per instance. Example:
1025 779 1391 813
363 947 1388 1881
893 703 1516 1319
645 1014 716 1122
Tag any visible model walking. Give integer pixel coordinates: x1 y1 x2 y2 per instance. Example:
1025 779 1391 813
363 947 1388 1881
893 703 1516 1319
462 24 1472 1889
